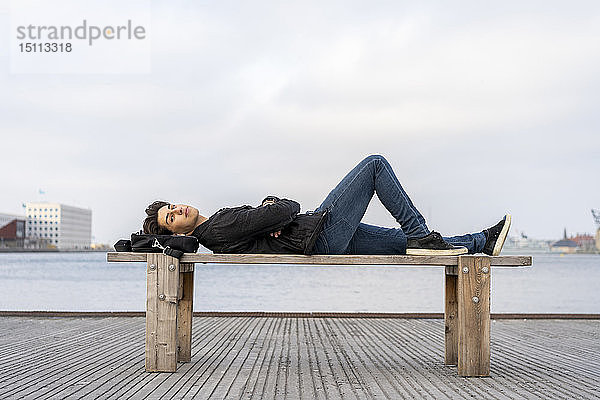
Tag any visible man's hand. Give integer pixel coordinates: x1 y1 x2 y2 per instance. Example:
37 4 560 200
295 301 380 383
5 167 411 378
261 196 286 238
261 196 280 207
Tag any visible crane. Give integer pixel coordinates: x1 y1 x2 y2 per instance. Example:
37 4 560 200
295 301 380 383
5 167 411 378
592 209 600 228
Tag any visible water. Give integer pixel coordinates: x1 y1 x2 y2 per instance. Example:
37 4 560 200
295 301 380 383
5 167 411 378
0 252 598 313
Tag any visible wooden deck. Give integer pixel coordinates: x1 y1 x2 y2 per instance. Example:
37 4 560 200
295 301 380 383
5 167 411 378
0 316 598 399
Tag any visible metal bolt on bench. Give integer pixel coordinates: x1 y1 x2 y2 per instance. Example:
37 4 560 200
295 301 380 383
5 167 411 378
107 252 532 376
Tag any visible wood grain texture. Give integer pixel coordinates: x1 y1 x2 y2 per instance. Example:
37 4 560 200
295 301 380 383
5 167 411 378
145 254 159 372
2 317 599 399
107 252 532 266
457 256 491 377
445 268 458 366
177 266 194 363
179 263 194 273
157 255 179 372
107 252 147 262
445 265 458 275
145 254 180 372
162 256 179 304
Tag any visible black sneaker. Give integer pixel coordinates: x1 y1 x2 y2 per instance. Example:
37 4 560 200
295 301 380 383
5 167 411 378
406 231 468 255
482 214 512 256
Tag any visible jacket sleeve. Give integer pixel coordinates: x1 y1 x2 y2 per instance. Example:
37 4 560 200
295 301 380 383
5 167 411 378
225 198 300 241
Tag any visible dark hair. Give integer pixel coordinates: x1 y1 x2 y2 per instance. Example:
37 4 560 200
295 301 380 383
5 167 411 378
143 200 172 234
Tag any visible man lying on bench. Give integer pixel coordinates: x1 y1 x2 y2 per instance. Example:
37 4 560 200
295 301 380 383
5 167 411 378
141 155 511 257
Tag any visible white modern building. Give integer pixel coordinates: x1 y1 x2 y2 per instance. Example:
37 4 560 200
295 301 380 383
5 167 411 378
25 202 92 250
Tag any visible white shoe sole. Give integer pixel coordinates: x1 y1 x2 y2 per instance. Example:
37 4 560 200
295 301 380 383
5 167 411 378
406 247 468 256
491 214 512 256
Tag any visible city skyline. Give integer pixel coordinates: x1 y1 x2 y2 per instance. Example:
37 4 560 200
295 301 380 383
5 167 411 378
2 198 597 245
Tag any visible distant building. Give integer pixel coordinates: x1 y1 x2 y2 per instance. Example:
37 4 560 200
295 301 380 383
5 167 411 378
550 239 578 253
25 202 92 250
0 213 26 248
504 232 551 251
550 228 596 253
571 234 596 251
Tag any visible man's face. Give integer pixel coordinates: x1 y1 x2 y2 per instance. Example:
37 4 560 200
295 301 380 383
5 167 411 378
157 203 200 234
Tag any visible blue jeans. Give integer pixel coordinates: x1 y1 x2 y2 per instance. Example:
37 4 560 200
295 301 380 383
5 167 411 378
312 155 486 255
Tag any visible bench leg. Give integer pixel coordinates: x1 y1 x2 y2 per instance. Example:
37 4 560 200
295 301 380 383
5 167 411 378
177 263 194 363
444 266 458 365
457 255 491 377
146 254 180 372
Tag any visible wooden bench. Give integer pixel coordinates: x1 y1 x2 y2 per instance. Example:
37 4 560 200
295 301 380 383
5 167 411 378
106 252 532 376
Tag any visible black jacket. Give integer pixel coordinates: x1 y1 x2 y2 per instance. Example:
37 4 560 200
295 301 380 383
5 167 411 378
191 197 328 255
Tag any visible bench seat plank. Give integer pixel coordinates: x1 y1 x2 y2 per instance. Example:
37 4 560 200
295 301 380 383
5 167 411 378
107 252 531 266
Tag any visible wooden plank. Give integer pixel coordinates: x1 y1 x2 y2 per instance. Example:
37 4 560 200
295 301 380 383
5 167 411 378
107 252 147 262
180 263 194 273
107 252 532 267
445 265 457 275
457 256 491 377
146 254 180 372
156 254 179 372
444 267 458 366
162 255 180 304
488 255 532 266
146 254 159 372
177 266 194 363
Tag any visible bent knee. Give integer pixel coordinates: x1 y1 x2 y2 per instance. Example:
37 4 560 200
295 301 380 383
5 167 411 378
363 154 387 164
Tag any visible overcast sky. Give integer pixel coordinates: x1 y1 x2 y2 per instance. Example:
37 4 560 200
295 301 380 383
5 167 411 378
1 0 599 244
